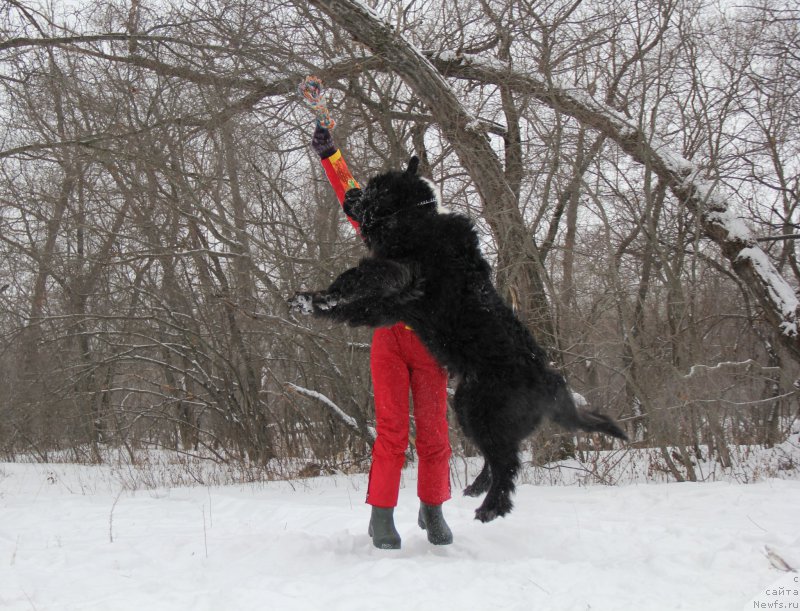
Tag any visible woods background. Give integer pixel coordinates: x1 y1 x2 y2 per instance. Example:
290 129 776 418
1 0 798 482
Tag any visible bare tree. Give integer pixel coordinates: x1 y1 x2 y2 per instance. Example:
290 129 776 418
0 0 797 477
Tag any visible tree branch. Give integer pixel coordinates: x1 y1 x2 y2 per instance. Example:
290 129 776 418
286 383 376 442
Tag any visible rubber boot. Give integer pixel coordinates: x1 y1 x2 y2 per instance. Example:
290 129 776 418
418 502 453 545
368 506 401 550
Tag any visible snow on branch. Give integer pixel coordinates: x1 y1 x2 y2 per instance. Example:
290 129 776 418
286 383 376 441
737 247 800 337
681 359 781 379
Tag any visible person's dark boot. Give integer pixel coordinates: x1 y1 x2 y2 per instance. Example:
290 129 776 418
418 502 453 545
368 506 401 550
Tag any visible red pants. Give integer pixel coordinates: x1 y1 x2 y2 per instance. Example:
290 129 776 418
366 323 451 507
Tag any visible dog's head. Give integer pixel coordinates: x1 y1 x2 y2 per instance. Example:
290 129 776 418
358 156 440 241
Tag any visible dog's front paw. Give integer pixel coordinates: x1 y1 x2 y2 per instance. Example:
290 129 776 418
313 291 339 311
288 292 314 315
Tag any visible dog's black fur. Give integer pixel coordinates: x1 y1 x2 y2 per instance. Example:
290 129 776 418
290 157 627 522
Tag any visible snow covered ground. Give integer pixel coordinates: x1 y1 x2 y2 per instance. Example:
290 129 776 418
2 454 799 611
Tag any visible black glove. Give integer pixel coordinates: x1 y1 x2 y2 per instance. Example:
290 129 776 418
311 125 337 160
343 188 365 224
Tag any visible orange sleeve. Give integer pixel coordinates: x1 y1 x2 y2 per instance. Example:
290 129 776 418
320 150 362 234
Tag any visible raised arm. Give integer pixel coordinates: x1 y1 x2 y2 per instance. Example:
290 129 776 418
311 125 364 233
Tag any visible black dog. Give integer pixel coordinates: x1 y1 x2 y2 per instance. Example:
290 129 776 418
290 157 627 522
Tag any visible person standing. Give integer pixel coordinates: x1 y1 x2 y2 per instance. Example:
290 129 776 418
310 124 453 549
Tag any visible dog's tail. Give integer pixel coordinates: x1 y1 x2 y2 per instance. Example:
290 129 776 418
547 372 628 441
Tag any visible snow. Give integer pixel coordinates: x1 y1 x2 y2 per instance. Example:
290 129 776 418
2 458 799 611
435 50 459 63
648 135 695 176
570 389 589 408
559 86 641 140
465 119 482 132
704 204 755 244
683 359 780 378
738 246 800 337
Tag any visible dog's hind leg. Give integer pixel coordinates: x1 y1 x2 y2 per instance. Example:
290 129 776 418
463 460 491 497
453 384 492 498
454 382 522 521
473 440 520 523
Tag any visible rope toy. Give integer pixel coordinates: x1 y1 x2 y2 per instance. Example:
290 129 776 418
298 75 335 130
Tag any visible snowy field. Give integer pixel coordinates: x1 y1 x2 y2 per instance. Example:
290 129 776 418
2 454 799 611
